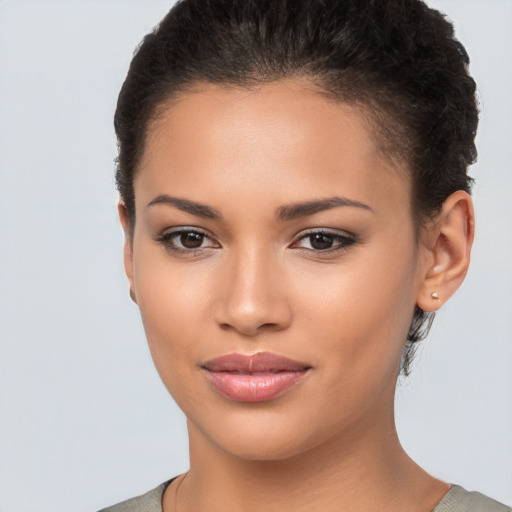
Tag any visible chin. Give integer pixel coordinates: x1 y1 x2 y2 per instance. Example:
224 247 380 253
188 405 343 463
214 432 315 462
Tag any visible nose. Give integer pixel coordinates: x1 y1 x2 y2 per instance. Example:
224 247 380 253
213 247 292 337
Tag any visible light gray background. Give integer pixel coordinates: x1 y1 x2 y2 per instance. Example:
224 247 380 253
0 1 510 511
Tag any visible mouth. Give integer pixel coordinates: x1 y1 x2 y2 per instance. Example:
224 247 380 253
201 352 312 402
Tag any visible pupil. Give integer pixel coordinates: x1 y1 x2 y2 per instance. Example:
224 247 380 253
310 233 333 250
181 232 204 248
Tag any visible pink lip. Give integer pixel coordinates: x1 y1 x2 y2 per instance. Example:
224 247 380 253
201 352 311 402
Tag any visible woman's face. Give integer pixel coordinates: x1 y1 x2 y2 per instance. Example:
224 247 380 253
125 80 430 460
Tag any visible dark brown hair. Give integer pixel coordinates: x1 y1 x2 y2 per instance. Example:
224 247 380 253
114 0 478 374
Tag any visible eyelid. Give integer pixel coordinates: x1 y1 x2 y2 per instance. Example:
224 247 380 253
295 226 355 237
159 225 212 236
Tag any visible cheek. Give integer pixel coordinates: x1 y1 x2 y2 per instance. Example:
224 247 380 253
132 246 212 390
292 242 418 381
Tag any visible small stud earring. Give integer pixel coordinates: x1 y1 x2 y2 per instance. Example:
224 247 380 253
431 292 439 300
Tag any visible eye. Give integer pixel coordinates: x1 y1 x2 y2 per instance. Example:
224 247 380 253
155 228 219 253
291 230 356 252
177 231 206 249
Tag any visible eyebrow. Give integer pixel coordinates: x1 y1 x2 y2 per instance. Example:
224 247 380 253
146 195 223 220
146 194 372 222
276 197 373 220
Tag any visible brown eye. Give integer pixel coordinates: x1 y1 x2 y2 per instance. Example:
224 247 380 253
180 232 205 249
309 233 334 250
292 230 356 253
155 228 218 253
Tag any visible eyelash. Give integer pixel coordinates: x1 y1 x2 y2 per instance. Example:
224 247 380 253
154 228 356 256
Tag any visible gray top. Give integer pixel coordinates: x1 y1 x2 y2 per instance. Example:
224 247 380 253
98 481 170 512
432 485 510 512
98 481 510 512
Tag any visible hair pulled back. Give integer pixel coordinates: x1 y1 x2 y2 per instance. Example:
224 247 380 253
114 0 478 374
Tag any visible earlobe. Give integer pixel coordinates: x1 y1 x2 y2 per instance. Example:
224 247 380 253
118 202 137 303
416 191 475 312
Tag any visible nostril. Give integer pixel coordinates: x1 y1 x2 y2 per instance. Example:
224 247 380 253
260 322 278 330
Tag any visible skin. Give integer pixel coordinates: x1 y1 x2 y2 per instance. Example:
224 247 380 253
119 80 474 512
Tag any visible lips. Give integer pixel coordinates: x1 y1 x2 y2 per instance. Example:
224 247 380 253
201 352 311 402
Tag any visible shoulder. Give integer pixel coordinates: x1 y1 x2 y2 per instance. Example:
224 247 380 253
97 480 173 512
433 485 510 512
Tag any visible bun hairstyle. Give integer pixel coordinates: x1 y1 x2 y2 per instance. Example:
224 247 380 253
114 0 479 374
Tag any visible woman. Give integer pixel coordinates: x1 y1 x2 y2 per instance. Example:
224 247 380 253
101 0 510 510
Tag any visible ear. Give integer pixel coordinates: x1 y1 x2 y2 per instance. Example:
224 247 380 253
118 202 137 304
416 190 475 312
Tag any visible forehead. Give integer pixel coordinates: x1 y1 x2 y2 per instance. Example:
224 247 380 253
136 80 411 218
